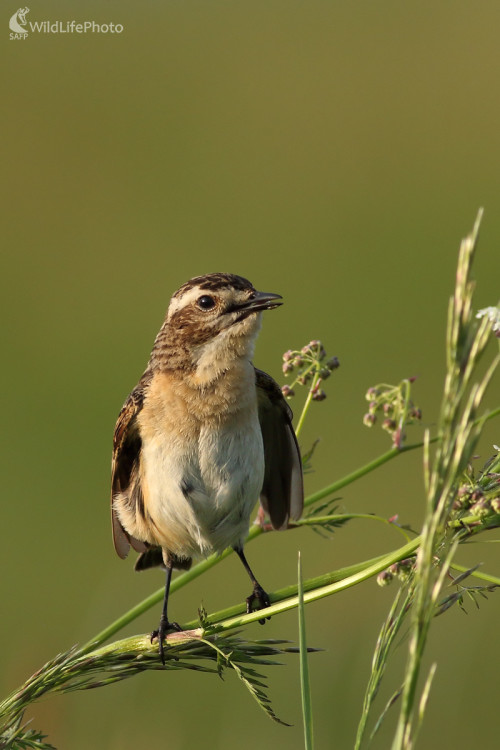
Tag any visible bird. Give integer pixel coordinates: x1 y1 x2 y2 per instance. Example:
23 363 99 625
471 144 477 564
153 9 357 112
110 272 303 663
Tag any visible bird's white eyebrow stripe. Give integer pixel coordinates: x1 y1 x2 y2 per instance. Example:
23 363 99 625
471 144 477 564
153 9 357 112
167 286 205 315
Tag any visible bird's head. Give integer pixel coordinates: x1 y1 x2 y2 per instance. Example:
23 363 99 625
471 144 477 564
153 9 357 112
152 273 282 378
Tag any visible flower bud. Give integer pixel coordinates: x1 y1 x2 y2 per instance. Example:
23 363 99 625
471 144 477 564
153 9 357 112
326 356 340 371
470 499 490 517
312 388 326 402
281 384 295 399
491 497 500 514
397 558 415 581
377 570 393 587
363 413 376 427
382 418 397 432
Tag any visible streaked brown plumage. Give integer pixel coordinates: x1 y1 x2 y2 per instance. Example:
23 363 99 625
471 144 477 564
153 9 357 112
111 273 303 662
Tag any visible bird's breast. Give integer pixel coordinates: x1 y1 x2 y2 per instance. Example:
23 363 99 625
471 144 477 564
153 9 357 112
137 366 265 557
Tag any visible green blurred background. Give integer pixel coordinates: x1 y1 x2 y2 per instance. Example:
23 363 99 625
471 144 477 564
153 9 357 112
3 1 500 747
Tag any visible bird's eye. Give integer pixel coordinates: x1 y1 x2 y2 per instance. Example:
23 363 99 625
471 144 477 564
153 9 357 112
197 295 216 311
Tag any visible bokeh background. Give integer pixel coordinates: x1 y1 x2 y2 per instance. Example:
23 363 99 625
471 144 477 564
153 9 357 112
3 2 500 747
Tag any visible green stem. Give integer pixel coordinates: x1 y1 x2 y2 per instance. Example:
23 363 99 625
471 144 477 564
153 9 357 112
295 369 321 439
303 443 424 509
186 537 422 631
479 403 500 423
298 553 314 750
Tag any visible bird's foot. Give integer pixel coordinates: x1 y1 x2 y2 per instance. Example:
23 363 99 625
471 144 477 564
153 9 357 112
151 616 183 665
254 506 297 532
254 505 272 530
246 583 271 625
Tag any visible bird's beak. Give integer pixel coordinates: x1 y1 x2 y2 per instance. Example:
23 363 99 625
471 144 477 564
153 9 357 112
240 291 283 313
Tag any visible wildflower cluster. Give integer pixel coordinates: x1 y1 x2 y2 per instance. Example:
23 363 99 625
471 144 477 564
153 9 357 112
450 448 500 532
281 340 339 402
377 557 415 587
363 378 422 448
476 305 500 338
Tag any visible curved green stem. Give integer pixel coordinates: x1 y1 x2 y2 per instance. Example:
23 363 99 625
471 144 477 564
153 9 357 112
295 369 321 438
202 537 421 632
184 537 421 631
303 442 424 509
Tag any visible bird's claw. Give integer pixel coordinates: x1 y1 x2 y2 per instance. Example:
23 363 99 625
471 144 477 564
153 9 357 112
246 584 271 625
151 617 183 664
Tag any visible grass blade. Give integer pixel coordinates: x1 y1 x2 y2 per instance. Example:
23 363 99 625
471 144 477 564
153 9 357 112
298 552 314 750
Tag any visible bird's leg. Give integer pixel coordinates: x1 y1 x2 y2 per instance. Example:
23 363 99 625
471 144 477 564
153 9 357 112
151 560 182 664
234 546 271 624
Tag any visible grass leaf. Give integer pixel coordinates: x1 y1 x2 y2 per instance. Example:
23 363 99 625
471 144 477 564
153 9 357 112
298 552 314 750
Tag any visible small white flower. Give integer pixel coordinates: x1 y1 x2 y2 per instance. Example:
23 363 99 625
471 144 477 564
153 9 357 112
476 306 500 334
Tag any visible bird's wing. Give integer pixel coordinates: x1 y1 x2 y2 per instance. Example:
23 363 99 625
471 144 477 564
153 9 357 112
110 372 152 558
255 368 304 529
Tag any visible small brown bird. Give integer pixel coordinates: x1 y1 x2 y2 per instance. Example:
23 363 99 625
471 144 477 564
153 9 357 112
111 273 303 662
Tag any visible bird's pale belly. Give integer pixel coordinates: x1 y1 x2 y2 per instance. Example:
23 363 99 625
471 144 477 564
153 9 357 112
141 419 265 558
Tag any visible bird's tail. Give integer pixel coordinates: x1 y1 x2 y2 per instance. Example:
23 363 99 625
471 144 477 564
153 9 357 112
134 547 192 571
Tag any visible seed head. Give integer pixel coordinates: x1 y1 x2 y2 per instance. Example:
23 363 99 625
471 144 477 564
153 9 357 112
377 570 393 587
311 388 327 402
